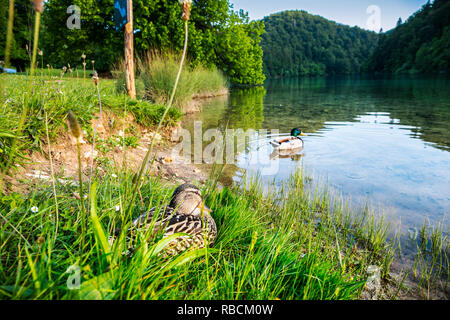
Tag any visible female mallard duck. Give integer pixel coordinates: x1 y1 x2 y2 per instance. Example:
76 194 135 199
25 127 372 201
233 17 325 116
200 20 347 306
121 183 217 256
270 128 307 151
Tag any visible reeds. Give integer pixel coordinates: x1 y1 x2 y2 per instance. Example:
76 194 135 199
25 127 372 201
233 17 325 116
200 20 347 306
412 220 449 298
67 110 86 246
0 0 44 192
137 52 227 107
0 166 399 300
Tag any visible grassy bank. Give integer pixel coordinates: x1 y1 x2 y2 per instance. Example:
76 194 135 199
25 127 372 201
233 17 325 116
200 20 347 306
0 73 447 300
114 52 228 107
0 163 397 299
0 74 182 176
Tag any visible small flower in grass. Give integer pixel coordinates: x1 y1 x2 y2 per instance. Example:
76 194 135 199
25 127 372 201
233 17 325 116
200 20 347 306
111 174 118 178
67 110 82 142
38 49 43 56
83 194 88 200
31 206 39 213
81 53 86 60
115 205 120 212
92 70 99 85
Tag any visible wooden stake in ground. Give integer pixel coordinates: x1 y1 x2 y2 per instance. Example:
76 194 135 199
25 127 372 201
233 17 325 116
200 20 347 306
124 0 136 99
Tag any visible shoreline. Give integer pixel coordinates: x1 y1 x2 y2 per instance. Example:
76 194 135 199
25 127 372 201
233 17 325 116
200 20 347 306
1 86 448 300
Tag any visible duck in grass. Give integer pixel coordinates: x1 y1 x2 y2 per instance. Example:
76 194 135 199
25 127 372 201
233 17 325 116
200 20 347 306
117 183 217 256
270 128 307 151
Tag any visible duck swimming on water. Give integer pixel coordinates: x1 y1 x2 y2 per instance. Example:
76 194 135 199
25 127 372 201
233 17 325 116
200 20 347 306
116 183 217 256
270 128 307 151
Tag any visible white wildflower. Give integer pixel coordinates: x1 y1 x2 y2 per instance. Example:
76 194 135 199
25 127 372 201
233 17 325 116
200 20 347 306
31 206 39 213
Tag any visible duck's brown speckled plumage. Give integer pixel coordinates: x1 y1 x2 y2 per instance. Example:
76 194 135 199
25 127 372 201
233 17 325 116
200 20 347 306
122 184 217 256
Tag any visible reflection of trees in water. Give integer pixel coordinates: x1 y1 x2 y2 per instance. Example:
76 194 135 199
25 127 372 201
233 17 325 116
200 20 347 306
180 88 267 186
223 87 266 130
263 76 450 150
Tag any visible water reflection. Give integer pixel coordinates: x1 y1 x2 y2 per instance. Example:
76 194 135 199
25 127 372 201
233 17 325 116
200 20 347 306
183 75 450 232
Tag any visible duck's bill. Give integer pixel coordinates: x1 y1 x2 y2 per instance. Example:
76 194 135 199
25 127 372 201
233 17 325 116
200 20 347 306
300 132 307 136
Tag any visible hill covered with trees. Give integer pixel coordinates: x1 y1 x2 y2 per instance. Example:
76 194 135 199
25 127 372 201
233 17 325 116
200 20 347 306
365 0 450 74
261 10 379 78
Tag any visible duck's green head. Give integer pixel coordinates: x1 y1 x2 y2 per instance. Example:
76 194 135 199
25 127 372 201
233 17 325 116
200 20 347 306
291 128 307 137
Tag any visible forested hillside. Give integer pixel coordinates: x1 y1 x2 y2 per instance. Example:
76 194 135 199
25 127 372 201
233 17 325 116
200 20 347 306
261 10 379 78
365 0 450 74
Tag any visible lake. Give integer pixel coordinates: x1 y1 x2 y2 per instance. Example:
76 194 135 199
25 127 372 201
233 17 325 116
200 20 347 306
183 75 450 235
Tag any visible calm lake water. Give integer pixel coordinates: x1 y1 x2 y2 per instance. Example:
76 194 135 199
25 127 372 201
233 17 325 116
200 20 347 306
183 75 450 234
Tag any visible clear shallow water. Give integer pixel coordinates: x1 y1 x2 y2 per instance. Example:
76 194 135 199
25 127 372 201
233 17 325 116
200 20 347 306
183 75 450 233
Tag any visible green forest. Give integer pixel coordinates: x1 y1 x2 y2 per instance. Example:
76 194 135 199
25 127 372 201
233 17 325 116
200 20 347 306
0 0 265 85
1 0 449 83
261 10 379 78
365 0 450 74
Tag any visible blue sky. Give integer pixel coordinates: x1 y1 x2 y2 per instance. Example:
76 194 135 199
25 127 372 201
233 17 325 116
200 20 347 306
230 0 428 31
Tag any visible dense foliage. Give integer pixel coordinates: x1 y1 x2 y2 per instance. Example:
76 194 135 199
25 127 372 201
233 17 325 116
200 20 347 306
0 0 265 85
261 10 379 78
365 0 450 74
0 0 32 71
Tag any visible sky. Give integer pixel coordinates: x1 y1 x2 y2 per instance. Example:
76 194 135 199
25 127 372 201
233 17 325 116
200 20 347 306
230 0 429 31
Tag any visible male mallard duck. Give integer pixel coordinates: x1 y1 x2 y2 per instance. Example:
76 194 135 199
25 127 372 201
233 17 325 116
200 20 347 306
121 183 217 256
270 128 307 151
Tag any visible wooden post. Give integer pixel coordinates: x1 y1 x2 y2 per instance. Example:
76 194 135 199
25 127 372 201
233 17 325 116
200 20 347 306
124 0 136 99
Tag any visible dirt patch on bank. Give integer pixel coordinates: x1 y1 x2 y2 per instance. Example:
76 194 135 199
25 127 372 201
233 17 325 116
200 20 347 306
3 111 212 195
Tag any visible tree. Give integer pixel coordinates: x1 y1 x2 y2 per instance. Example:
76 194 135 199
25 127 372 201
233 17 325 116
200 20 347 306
396 17 402 27
366 0 450 74
40 0 265 85
42 0 122 72
0 0 7 57
261 10 378 78
0 0 33 71
215 11 265 85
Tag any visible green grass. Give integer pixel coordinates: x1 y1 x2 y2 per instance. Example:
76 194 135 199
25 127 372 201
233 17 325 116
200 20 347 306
1 71 446 300
134 52 228 107
411 220 449 298
0 162 398 299
0 74 182 174
0 71 398 299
